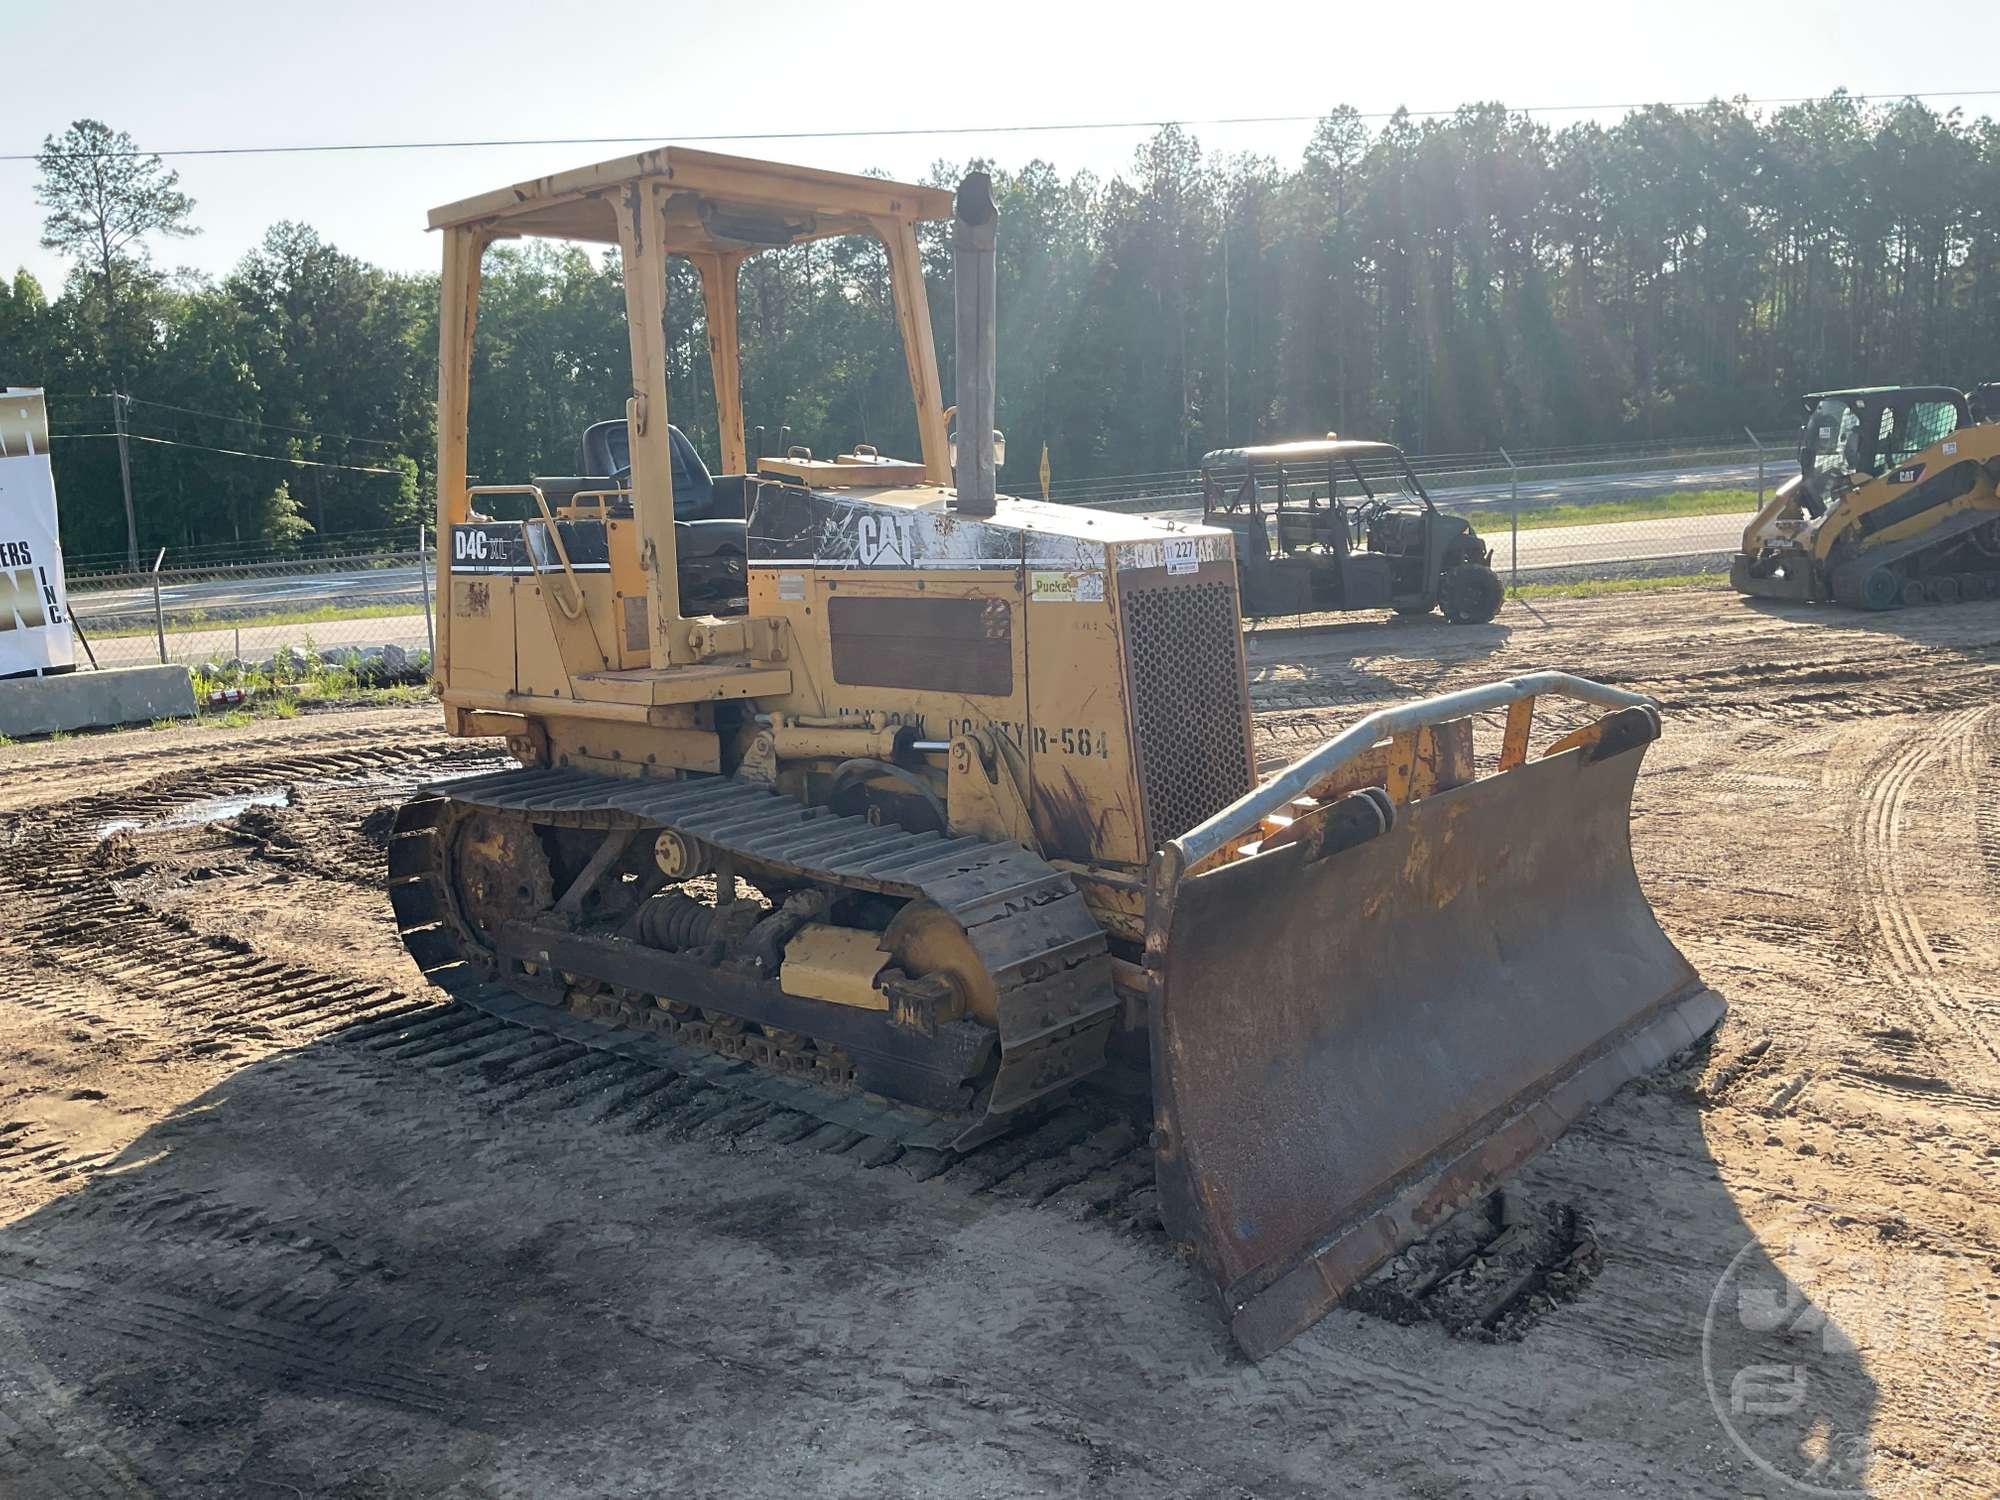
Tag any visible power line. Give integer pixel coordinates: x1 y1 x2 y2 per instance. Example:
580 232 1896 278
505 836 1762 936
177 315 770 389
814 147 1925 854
10 89 2000 163
44 392 405 449
50 430 404 475
124 395 405 448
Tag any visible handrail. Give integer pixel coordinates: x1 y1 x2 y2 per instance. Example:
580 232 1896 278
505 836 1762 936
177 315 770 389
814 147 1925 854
1171 672 1659 872
467 484 586 620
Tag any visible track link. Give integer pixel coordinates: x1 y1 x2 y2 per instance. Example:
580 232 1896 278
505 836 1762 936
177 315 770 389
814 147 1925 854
389 768 1120 1152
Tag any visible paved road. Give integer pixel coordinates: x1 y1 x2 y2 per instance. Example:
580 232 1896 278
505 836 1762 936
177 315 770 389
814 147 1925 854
72 562 430 622
81 512 1753 671
70 459 1766 670
84 611 435 671
1436 459 1763 509
1499 509 1748 571
70 458 1769 622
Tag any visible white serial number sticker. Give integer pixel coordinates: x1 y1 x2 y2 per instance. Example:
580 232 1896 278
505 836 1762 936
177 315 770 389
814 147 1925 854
1165 537 1199 575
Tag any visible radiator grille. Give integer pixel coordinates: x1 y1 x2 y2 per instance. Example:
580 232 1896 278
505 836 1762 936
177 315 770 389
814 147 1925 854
1123 581 1253 851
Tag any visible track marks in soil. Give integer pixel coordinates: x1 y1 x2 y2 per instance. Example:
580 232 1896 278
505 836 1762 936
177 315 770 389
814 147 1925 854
1848 707 2000 1087
0 1126 125 1198
17 901 424 1063
0 1349 151 1500
336 1003 1170 1226
0 1255 495 1428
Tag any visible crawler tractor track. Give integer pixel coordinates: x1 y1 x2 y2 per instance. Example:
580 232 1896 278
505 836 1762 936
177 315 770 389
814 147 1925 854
0 748 1157 1212
389 769 1120 1151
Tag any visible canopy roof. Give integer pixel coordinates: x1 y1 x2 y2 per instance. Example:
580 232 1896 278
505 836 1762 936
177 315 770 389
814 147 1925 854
428 146 955 254
1200 439 1407 469
1802 386 1965 405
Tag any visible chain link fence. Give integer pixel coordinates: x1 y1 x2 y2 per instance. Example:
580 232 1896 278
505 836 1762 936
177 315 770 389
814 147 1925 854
1459 503 1744 592
65 530 435 685
58 435 1775 675
1060 431 1790 513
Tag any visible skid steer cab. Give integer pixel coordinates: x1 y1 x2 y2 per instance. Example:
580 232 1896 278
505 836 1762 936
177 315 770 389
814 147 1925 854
398 145 1718 1361
1200 439 1503 623
1733 385 2000 610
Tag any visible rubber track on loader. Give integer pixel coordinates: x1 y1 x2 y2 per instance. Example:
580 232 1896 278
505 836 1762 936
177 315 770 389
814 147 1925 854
388 768 1117 1151
1831 504 2000 607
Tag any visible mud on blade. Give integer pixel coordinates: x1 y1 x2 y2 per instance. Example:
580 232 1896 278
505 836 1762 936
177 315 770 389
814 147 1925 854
1143 677 1723 1359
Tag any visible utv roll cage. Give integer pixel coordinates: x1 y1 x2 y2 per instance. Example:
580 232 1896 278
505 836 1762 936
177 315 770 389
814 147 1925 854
1199 439 1440 522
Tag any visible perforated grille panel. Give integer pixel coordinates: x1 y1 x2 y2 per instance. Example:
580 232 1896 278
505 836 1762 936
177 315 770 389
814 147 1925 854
1123 581 1254 851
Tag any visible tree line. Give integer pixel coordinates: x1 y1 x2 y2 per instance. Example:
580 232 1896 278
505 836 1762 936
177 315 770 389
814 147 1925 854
6 94 1998 562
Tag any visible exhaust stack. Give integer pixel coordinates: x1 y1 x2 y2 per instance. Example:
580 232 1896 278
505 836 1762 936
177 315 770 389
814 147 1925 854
952 172 998 517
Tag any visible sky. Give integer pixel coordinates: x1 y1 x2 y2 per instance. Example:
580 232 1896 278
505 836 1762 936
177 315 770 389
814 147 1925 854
5 0 2000 293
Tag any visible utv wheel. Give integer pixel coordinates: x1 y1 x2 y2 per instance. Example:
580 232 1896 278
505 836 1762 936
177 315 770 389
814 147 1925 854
1442 563 1505 625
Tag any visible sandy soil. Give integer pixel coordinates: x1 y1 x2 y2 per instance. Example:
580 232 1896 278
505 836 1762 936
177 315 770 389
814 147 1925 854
3 587 2000 1498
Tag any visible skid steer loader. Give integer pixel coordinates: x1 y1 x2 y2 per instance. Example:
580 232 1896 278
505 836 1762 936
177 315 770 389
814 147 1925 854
389 148 1720 1358
1733 385 2000 608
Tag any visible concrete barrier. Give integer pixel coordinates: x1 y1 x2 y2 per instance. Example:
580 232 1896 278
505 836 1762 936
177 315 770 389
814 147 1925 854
0 665 197 738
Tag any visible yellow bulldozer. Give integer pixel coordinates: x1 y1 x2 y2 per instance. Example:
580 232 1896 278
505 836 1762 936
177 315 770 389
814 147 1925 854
388 147 1720 1357
1733 385 2000 608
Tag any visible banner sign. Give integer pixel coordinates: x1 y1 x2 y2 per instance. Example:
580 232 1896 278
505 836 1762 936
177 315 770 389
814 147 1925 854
0 388 74 676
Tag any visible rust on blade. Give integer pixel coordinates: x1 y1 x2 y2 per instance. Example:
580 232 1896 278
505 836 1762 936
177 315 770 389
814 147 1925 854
1145 721 1720 1359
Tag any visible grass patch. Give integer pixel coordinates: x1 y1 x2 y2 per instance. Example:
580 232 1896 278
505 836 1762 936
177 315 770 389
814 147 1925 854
84 600 424 640
184 649 433 728
178 682 430 730
1512 570 1727 601
1451 488 1757 532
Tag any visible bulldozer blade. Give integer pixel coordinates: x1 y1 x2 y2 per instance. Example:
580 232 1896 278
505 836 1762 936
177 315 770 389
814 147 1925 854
1146 724 1721 1360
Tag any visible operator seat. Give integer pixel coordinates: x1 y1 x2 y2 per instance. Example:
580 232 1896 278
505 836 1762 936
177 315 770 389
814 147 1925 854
531 420 750 615
578 420 749 522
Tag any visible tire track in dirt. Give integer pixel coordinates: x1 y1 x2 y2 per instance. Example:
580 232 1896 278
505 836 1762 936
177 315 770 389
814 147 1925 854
1245 608 2000 762
0 741 498 859
0 741 1181 1228
0 1374 151 1500
0 1256 497 1428
15 902 427 1059
6 895 1172 1236
0 715 459 819
0 745 500 1211
1850 706 2000 1087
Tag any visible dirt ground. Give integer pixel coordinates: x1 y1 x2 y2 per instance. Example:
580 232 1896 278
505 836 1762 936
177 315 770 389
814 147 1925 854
4 586 2000 1498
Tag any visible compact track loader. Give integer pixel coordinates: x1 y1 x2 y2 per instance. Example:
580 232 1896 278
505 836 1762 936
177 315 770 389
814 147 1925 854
1733 385 2000 608
390 148 1720 1357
